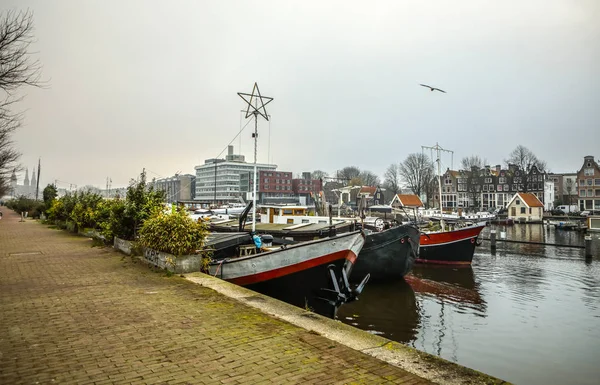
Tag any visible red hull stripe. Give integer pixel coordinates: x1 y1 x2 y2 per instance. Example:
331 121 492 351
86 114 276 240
420 225 485 246
229 250 357 286
415 259 472 265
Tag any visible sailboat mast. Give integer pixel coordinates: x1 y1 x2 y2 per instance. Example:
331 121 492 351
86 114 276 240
252 111 258 233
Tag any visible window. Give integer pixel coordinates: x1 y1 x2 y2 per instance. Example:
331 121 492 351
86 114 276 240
514 177 521 183
512 184 517 191
588 190 593 197
458 184 466 191
584 168 594 176
529 208 532 214
596 189 600 197
587 179 593 186
483 185 488 192
265 185 270 189
499 177 506 184
504 185 509 191
580 189 586 197
444 177 452 185
497 185 503 191
485 178 492 183
520 207 526 214
516 199 520 205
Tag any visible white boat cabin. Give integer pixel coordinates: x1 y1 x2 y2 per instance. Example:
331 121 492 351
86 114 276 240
258 204 347 226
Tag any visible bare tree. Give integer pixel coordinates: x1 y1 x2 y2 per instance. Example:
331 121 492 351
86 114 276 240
383 163 401 196
311 170 328 181
460 155 485 209
398 153 434 199
506 145 546 173
359 170 380 186
0 10 43 196
338 166 361 181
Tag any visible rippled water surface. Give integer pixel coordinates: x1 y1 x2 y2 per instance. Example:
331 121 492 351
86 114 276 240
338 224 600 385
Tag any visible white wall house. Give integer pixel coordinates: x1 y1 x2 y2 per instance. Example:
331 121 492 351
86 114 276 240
507 192 544 222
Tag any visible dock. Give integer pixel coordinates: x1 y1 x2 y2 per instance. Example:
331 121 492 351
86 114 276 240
0 207 509 385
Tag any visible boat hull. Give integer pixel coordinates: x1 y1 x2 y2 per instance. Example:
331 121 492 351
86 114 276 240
352 224 420 281
417 224 485 265
209 231 365 317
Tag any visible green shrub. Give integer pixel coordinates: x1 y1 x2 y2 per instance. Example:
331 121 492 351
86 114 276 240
138 207 209 256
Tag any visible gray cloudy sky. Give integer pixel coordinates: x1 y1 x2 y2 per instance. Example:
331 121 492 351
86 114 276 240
6 0 600 189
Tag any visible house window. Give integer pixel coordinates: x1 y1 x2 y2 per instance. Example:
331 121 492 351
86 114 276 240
499 177 506 184
485 178 492 183
445 177 452 185
529 208 532 214
596 189 600 197
580 189 585 197
483 185 488 191
504 185 509 191
516 199 520 205
588 190 593 197
584 168 594 176
512 184 517 191
586 179 593 186
264 178 269 183
520 207 526 214
265 185 269 189
497 185 503 192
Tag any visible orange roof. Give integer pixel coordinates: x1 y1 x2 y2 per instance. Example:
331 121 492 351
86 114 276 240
359 186 377 195
395 194 423 208
518 192 544 208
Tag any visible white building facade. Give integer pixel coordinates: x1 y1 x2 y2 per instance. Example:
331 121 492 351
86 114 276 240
194 146 276 205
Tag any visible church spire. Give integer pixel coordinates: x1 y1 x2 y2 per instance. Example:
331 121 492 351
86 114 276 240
24 168 30 186
31 167 37 190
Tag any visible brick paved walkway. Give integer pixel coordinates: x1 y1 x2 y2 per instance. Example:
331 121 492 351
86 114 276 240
0 207 432 385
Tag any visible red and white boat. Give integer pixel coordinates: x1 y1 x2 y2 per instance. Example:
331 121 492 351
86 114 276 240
417 222 486 265
208 230 367 317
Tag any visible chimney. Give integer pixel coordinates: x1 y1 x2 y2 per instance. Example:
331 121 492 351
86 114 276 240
228 145 233 156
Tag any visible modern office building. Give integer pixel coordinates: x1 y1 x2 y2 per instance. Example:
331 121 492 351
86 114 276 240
194 145 276 205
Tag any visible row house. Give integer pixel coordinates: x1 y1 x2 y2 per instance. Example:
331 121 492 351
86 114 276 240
437 164 549 211
548 172 579 207
577 156 600 211
240 170 323 205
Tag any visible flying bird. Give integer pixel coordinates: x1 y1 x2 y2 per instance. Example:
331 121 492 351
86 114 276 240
420 84 446 93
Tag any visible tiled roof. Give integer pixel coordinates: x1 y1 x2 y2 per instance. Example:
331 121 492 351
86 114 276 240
395 194 423 207
359 186 377 195
518 192 544 207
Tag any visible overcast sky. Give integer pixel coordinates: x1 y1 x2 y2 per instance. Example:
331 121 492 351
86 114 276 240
5 0 600 189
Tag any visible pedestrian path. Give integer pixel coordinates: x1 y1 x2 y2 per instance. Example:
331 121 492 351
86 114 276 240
0 207 433 385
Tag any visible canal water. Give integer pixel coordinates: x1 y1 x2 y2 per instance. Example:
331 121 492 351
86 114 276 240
338 224 600 385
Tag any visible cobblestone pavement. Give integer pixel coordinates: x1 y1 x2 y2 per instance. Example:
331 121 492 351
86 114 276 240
0 207 432 385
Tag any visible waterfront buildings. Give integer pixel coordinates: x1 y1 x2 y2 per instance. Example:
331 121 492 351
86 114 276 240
194 145 276 205
506 192 544 222
577 155 600 211
436 164 550 211
153 174 195 203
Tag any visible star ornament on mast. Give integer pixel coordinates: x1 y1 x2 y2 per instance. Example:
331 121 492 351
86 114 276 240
238 82 273 121
237 82 274 233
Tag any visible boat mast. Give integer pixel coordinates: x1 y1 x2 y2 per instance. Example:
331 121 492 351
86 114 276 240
422 142 454 232
237 83 274 233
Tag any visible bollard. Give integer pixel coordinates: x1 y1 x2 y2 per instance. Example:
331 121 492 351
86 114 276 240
585 236 592 258
490 229 497 250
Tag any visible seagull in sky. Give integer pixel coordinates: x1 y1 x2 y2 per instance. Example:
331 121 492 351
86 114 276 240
420 84 446 93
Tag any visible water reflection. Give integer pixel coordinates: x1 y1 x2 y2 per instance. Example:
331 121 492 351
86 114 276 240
407 266 486 313
335 224 600 385
336 279 420 344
